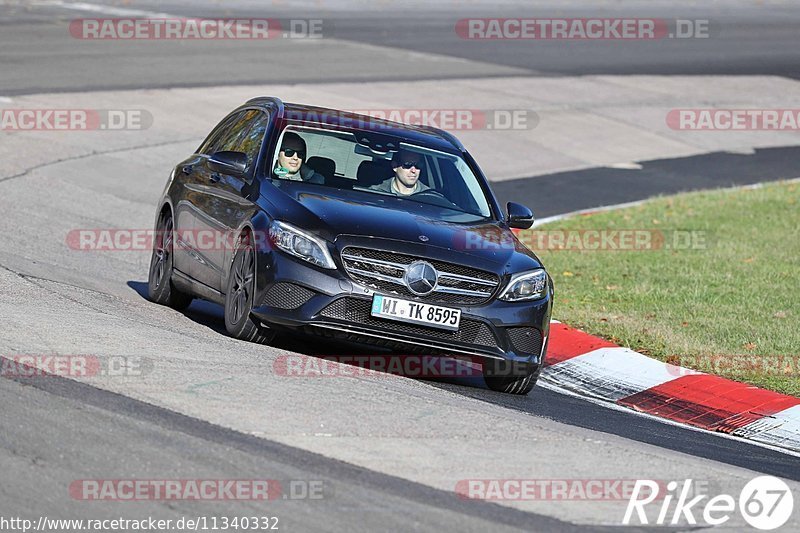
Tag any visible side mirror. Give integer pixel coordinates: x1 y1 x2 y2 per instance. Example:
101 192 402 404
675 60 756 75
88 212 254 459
208 151 248 178
507 202 535 229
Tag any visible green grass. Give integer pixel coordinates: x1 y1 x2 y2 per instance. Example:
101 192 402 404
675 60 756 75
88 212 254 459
526 180 800 396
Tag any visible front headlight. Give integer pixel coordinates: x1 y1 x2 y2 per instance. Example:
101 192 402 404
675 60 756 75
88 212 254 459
268 220 336 270
497 269 548 302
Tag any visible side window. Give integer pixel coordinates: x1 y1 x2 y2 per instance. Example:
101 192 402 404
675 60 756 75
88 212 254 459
217 110 257 153
198 115 237 155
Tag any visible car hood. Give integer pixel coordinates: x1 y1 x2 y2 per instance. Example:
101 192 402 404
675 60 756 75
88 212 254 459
268 185 542 271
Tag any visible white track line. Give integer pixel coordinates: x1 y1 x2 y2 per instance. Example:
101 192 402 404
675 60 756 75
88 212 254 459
734 405 800 450
543 346 697 401
33 0 173 18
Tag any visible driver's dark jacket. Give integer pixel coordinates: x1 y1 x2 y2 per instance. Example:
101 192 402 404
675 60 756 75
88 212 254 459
369 177 430 195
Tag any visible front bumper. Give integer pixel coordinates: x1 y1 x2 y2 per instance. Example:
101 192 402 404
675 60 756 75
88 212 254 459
251 248 553 364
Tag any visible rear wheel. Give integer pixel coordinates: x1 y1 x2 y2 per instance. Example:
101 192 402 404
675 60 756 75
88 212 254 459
224 233 275 345
483 359 539 395
148 211 193 310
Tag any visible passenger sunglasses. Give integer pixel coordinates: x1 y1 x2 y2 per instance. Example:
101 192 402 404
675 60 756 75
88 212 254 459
281 148 305 158
399 161 423 170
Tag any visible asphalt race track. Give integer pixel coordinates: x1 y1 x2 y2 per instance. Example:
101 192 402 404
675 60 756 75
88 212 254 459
4 0 800 93
1 1 799 531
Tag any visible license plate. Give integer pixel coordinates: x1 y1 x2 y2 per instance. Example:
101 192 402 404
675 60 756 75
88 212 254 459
371 295 461 331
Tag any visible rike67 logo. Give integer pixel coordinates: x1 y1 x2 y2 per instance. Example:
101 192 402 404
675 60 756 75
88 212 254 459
623 476 794 530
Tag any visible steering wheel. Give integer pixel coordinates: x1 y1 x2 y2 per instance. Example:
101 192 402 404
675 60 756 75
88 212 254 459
410 189 448 200
409 189 460 209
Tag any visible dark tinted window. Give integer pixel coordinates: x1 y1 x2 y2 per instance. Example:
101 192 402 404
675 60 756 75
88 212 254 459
198 114 237 155
198 110 266 156
217 110 258 153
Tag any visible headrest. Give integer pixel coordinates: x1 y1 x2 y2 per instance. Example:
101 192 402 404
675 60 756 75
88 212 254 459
306 156 336 180
357 160 392 187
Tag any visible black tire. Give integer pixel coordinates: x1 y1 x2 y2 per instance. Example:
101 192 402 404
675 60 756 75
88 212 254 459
224 233 275 345
483 359 539 395
148 210 193 310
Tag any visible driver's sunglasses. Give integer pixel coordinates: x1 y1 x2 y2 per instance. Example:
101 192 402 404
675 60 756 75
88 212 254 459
400 161 423 170
281 148 305 159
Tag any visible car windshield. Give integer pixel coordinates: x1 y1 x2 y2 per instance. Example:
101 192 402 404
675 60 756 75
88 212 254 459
269 126 493 219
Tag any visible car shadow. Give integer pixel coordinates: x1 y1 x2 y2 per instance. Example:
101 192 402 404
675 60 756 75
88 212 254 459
128 280 228 336
125 281 800 480
127 279 492 390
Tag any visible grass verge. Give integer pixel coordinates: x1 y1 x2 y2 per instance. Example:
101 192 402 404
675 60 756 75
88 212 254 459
524 180 799 396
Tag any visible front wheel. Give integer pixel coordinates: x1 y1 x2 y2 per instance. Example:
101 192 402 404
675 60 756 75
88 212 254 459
224 235 275 345
148 211 193 310
483 359 539 395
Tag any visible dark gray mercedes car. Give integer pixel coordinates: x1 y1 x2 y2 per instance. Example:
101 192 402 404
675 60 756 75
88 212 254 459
149 97 553 394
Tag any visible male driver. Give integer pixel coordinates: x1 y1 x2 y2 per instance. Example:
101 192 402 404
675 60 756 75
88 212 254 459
273 132 324 184
371 150 429 196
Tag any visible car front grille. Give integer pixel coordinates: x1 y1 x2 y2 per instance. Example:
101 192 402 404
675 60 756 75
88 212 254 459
340 247 499 305
319 297 499 348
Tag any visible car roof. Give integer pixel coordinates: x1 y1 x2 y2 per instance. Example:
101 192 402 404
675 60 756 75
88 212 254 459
245 97 465 154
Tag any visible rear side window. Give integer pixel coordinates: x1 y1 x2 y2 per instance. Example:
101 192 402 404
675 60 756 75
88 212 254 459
198 110 267 156
303 132 371 178
198 114 237 155
217 110 258 153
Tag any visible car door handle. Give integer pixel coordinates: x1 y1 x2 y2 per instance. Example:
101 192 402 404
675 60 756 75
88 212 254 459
209 173 221 183
181 165 193 175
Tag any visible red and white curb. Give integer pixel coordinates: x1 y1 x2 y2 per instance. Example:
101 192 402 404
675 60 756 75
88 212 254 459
541 322 800 454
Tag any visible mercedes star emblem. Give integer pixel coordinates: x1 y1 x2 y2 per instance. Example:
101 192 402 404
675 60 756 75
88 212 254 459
404 261 438 296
